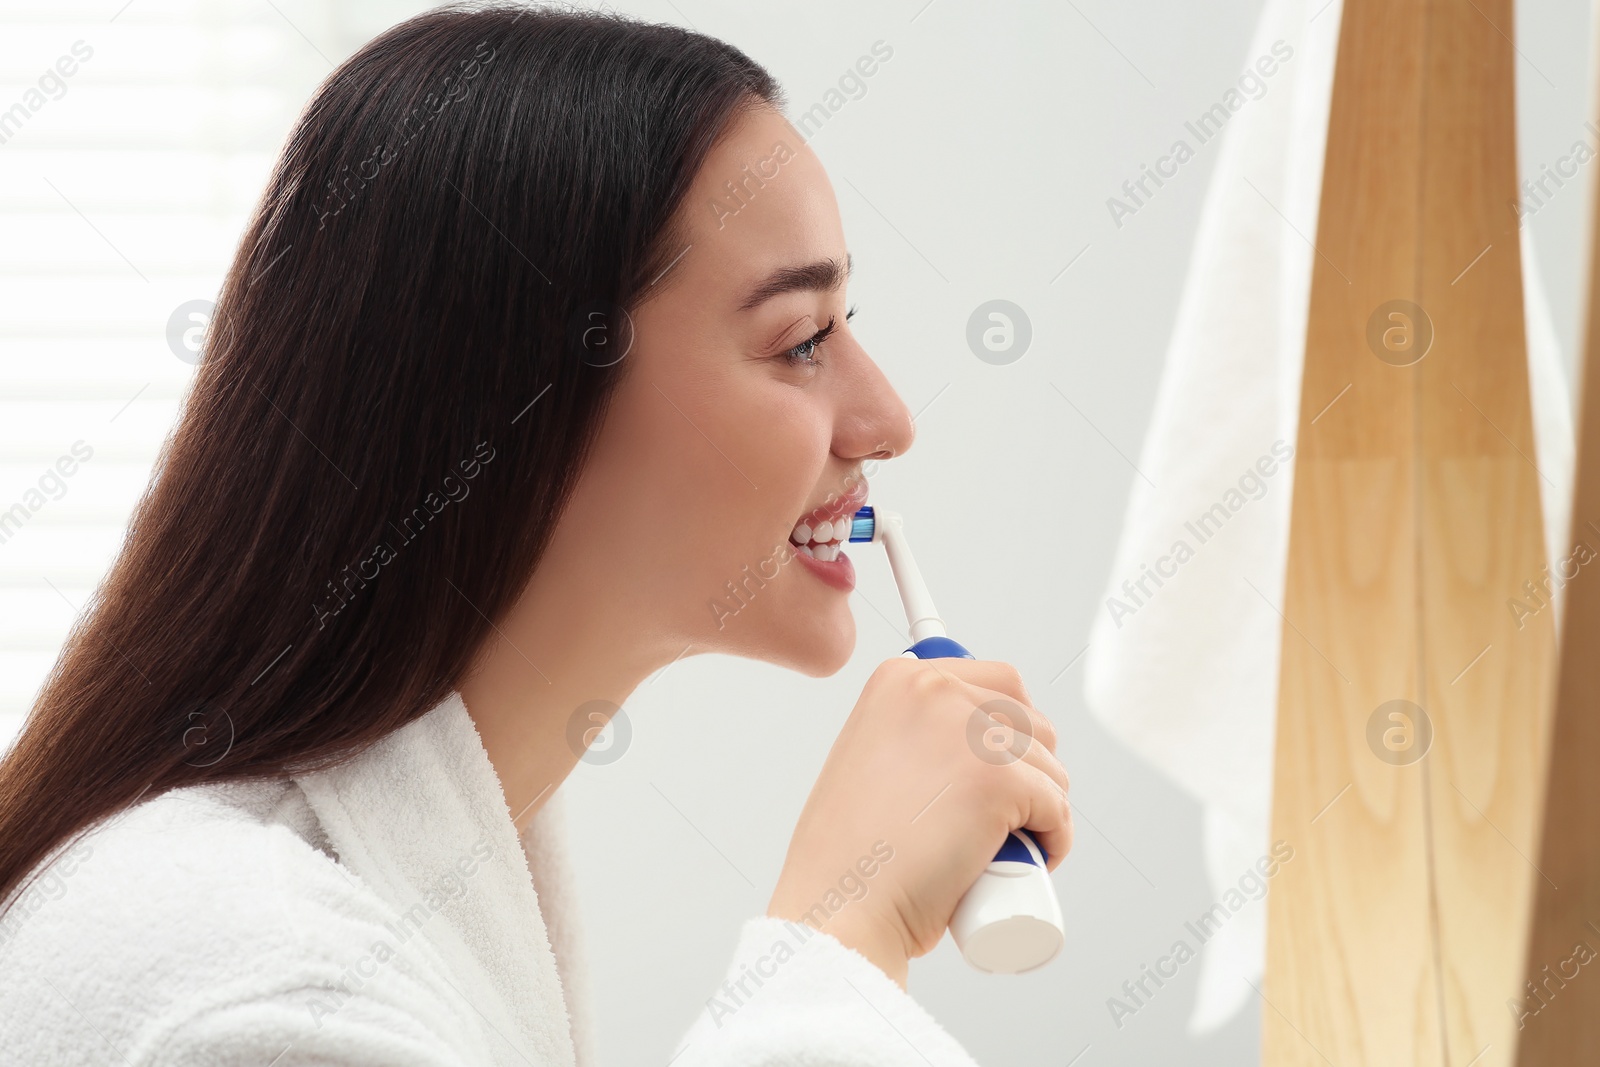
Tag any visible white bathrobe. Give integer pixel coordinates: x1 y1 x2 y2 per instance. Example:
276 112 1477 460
0 692 980 1065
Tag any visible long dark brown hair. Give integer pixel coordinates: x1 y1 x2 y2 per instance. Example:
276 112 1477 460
0 1 781 910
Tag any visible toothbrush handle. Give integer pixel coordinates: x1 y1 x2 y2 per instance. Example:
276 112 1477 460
903 635 1066 974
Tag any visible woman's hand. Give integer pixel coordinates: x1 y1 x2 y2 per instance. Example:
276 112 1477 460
766 656 1072 987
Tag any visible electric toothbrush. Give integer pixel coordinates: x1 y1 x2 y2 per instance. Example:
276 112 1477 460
848 505 1066 975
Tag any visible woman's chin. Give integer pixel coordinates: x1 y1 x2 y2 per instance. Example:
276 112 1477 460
791 606 857 676
728 603 857 677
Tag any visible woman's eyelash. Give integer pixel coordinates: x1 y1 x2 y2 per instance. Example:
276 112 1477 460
786 320 835 365
785 304 857 367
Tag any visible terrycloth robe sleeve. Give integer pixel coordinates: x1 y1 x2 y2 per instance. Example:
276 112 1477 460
669 916 981 1067
146 987 473 1067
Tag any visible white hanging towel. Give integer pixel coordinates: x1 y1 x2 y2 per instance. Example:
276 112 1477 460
1081 0 1576 1034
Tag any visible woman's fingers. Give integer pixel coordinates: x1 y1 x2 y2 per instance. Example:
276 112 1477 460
1012 759 1073 873
935 667 1070 871
912 658 1059 755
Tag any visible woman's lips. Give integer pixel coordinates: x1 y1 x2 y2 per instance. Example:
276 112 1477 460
792 540 855 590
785 477 867 591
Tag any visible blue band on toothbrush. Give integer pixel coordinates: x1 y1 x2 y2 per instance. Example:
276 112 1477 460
906 635 974 660
994 832 1044 865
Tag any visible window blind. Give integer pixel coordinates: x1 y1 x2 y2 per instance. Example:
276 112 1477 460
0 0 424 752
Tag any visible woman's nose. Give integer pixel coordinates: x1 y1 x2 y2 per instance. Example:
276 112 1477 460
835 341 915 462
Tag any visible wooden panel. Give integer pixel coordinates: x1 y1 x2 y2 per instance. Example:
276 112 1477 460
1418 2 1554 1063
1264 1 1555 1063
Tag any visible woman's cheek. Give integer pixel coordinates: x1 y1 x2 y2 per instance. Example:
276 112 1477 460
735 382 830 485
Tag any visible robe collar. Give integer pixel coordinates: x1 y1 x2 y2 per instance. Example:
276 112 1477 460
293 691 587 1067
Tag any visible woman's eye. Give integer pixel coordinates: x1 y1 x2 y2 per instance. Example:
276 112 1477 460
786 331 827 366
783 305 857 367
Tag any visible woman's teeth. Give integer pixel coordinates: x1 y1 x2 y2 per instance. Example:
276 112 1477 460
790 518 845 562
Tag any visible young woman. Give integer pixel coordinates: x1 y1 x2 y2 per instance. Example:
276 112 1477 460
0 4 1072 1063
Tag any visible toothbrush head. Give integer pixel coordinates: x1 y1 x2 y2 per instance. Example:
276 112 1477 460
847 506 875 543
848 506 905 544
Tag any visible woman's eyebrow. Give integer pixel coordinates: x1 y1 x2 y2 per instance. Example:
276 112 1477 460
736 252 853 311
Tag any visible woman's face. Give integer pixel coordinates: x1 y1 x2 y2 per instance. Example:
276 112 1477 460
547 103 915 677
